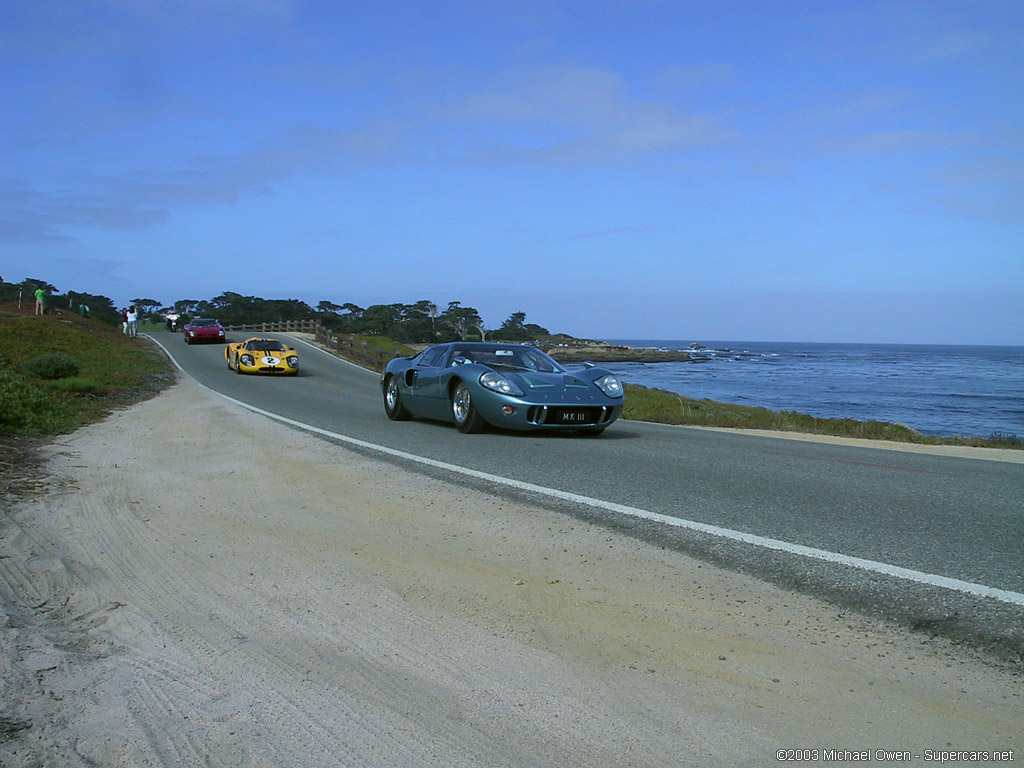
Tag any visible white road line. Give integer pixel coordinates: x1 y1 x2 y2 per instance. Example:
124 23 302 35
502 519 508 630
147 334 1024 609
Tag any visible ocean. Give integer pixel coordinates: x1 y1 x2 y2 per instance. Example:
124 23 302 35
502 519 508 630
602 340 1024 440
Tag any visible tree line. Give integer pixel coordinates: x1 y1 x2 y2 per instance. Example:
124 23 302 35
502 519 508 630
0 277 123 327
167 292 553 344
1 278 555 344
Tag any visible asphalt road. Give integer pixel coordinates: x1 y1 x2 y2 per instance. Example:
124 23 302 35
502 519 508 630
151 330 1024 655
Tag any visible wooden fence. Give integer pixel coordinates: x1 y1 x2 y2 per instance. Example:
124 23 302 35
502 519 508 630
313 325 409 372
225 319 319 334
224 319 406 372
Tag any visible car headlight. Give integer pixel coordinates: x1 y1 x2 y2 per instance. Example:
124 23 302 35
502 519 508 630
287 356 298 367
594 374 623 398
218 329 225 336
240 354 255 366
479 371 524 397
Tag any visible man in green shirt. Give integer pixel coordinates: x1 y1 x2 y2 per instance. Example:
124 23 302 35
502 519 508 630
34 287 46 316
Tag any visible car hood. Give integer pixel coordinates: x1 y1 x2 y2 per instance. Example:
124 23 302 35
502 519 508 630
507 371 591 389
508 368 620 394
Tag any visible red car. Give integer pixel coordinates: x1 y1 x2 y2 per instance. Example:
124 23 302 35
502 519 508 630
183 318 226 344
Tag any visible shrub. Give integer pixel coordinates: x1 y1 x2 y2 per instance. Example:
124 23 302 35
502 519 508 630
0 368 76 433
25 354 80 380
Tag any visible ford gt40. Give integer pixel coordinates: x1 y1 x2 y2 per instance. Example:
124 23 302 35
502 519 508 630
381 342 623 434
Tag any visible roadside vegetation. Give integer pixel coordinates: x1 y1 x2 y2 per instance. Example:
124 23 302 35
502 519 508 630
0 309 171 435
622 383 1022 449
330 333 418 369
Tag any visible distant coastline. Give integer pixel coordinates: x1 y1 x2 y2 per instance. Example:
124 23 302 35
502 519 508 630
544 340 692 363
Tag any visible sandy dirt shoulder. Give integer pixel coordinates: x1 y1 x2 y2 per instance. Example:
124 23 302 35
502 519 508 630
0 377 1020 767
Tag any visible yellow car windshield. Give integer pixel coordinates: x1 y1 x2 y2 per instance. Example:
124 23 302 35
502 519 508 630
248 341 286 352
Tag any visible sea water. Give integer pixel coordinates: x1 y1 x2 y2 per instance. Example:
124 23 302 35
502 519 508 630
602 340 1024 440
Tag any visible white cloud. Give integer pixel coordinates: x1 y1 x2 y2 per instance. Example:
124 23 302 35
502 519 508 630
449 65 727 164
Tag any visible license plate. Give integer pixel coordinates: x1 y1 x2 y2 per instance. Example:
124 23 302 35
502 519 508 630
558 410 588 423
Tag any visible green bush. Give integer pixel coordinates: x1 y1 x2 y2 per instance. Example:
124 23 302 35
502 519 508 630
25 354 80 380
0 368 76 433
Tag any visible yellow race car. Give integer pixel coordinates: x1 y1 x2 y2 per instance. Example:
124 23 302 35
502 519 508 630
225 337 299 375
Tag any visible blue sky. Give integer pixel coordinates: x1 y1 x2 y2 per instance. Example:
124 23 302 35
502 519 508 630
2 0 1022 344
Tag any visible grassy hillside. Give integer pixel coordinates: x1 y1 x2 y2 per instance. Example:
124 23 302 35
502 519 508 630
0 305 172 435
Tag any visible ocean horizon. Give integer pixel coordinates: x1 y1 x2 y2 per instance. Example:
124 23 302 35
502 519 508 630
601 339 1024 440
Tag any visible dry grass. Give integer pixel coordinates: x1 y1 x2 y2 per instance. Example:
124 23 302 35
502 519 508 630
621 383 1021 449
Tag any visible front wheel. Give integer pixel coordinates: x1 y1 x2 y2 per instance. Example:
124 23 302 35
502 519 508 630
452 382 486 433
234 353 243 374
384 376 412 421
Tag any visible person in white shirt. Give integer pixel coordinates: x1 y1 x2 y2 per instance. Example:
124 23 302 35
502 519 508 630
126 306 139 338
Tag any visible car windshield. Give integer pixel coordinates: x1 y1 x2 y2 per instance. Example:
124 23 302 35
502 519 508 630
191 318 220 327
449 345 563 373
247 340 286 352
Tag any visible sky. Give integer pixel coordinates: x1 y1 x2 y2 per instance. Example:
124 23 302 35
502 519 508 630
2 0 1022 344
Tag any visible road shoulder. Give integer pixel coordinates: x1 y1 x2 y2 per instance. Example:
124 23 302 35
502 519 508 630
1 378 1019 766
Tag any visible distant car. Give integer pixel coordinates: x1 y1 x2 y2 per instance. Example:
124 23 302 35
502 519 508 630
381 341 624 434
225 337 299 376
183 318 225 344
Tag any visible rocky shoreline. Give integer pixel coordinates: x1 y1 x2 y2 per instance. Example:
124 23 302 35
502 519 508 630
544 342 691 363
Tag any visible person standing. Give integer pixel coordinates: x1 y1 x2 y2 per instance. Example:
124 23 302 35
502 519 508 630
122 308 129 334
34 286 46 315
126 305 139 338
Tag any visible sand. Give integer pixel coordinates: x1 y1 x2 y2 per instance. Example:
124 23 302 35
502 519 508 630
0 376 1020 767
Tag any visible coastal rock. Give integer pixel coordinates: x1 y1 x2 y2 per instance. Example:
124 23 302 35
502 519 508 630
544 342 691 364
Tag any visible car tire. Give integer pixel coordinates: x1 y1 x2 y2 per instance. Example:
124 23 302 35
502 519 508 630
184 334 190 344
235 353 242 374
452 381 485 433
384 376 412 421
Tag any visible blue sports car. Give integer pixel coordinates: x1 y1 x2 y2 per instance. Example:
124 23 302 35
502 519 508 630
381 342 624 434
